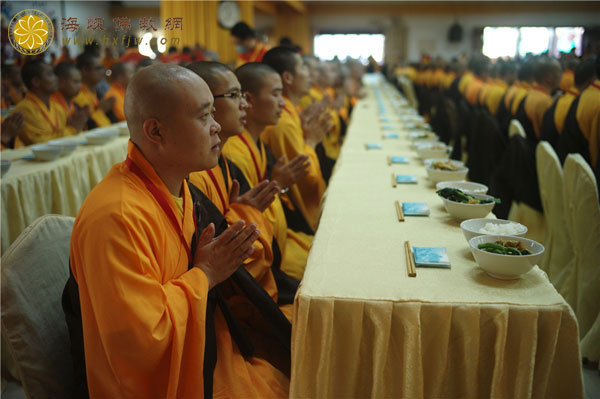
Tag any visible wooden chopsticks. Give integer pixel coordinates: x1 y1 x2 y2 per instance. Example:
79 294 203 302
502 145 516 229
392 173 397 188
395 200 404 222
387 156 391 166
404 240 417 277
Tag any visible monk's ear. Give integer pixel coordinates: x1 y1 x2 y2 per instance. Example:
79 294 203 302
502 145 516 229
142 118 164 146
281 71 294 86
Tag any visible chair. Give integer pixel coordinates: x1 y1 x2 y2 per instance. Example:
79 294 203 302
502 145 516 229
535 142 575 303
1 215 75 398
508 119 527 139
563 154 600 355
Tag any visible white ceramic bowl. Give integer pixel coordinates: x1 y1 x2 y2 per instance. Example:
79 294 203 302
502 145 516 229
47 138 82 157
440 193 496 220
436 181 488 195
114 121 130 136
416 142 450 159
425 161 468 183
30 144 63 161
460 218 527 242
85 130 118 145
1 160 11 177
469 235 544 279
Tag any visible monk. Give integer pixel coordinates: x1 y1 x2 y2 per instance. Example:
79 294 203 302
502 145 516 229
13 60 86 146
559 61 600 175
104 62 135 122
464 57 489 106
262 46 332 232
520 57 562 140
73 53 114 129
231 22 268 67
52 62 89 121
484 61 516 116
62 63 289 398
1 112 24 149
541 60 597 149
225 62 313 281
1 64 25 109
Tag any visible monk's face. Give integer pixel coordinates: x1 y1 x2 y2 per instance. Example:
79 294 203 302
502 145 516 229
83 56 105 86
59 69 82 99
37 63 58 94
212 70 248 140
247 72 285 127
290 54 310 97
164 77 221 172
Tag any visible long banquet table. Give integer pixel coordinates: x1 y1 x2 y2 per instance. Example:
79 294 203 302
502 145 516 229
1 130 128 252
290 76 583 398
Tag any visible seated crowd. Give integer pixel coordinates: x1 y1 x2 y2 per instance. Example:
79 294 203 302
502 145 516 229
2 38 365 396
397 53 600 217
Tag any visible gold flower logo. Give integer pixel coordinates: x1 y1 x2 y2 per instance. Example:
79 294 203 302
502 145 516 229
8 9 54 55
13 15 48 50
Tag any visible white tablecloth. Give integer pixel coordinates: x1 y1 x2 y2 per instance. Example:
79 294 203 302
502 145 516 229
1 133 128 252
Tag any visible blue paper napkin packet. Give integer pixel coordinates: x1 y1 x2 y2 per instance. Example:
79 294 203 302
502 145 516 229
396 174 418 184
379 117 392 123
412 247 450 268
390 156 408 164
382 125 396 131
402 202 430 216
383 132 399 139
365 143 383 150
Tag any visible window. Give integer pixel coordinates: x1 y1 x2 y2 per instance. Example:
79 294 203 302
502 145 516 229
481 26 584 59
314 34 385 64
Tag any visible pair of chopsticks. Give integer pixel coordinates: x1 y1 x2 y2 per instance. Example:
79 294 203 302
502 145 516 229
387 156 392 166
394 200 404 222
391 173 396 188
404 240 417 277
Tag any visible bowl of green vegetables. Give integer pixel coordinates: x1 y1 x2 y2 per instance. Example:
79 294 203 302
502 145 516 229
468 235 544 279
436 188 500 220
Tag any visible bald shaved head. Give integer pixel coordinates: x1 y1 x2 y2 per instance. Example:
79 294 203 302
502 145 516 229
235 62 278 94
125 63 199 142
186 61 232 92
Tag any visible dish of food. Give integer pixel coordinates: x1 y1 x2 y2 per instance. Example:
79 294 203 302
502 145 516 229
431 160 460 171
478 222 526 235
477 240 531 255
437 188 500 204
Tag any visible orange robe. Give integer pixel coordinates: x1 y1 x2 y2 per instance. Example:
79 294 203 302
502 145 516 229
51 91 76 118
458 71 474 95
188 156 294 320
511 82 532 116
262 97 326 232
554 88 579 134
524 84 554 139
223 130 313 281
465 77 484 106
71 141 288 397
575 80 600 170
236 42 268 68
73 84 111 128
13 92 76 146
299 86 342 160
484 80 508 116
560 70 575 93
104 82 126 121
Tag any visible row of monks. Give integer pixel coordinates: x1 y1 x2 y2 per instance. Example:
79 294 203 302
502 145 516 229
397 54 600 176
3 45 364 396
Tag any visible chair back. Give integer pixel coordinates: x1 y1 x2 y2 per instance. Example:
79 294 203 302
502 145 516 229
563 154 600 342
1 215 75 398
535 142 575 302
509 119 526 139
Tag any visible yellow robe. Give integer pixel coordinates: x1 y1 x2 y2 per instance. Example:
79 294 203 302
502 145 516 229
511 83 532 116
484 81 508 116
71 141 288 398
465 77 484 106
458 71 474 95
554 88 579 134
104 82 126 122
560 70 575 93
575 80 600 169
261 97 326 232
299 86 342 160
223 130 313 281
73 83 111 128
13 92 76 146
524 84 553 139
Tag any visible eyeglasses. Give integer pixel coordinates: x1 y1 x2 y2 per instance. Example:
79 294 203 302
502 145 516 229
214 91 246 100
